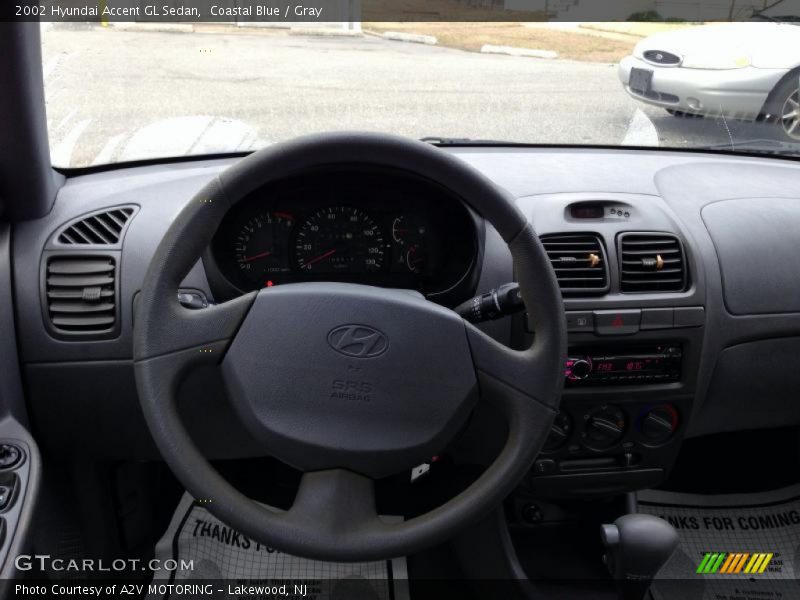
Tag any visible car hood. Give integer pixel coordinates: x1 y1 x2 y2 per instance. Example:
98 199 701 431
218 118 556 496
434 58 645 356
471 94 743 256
636 22 800 63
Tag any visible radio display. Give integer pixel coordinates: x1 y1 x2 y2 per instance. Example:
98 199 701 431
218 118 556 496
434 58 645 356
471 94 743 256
594 358 664 373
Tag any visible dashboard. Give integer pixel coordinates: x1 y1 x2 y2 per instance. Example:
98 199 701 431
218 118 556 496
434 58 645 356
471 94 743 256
10 145 800 499
205 170 480 303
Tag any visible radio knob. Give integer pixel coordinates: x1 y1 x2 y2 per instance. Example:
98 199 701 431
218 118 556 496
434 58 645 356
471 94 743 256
640 405 678 444
570 359 592 380
584 406 626 450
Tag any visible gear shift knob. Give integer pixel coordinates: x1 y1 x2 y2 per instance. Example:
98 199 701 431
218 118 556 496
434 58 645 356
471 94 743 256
601 514 679 600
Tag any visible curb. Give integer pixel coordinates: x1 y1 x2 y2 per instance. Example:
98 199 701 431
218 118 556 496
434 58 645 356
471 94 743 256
288 27 362 37
480 44 558 59
108 22 194 33
578 23 650 38
382 31 437 45
235 22 291 29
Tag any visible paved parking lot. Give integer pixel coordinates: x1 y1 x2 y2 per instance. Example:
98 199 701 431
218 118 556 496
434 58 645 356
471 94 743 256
41 26 775 167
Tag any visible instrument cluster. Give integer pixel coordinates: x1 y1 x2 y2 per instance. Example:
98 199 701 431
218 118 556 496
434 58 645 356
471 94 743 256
206 170 480 302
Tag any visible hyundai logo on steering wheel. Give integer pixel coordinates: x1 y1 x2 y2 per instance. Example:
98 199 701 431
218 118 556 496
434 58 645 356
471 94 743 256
327 325 389 358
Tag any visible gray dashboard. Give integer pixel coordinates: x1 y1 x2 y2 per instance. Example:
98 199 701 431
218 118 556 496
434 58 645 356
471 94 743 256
12 147 800 478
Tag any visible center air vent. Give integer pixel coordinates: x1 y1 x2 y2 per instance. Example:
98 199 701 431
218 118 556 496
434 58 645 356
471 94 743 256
619 233 686 293
540 233 609 295
57 206 136 246
44 255 118 336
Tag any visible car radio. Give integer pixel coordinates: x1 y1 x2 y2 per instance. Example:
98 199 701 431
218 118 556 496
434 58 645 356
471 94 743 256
565 345 681 385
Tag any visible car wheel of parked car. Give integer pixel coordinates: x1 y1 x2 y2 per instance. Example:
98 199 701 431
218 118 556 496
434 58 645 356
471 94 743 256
779 86 800 141
765 75 800 141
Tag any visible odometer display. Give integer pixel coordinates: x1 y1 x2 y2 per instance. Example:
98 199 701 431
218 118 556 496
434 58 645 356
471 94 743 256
295 207 385 273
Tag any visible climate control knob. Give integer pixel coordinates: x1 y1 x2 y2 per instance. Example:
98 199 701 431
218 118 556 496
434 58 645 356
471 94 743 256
583 406 626 450
544 412 573 452
639 404 679 444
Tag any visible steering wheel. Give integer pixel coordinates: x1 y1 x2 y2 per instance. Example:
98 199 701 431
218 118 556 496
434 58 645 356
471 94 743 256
133 132 566 562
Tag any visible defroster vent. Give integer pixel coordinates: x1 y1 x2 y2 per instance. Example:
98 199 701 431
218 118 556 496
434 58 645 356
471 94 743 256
45 256 118 336
540 233 609 295
57 206 136 245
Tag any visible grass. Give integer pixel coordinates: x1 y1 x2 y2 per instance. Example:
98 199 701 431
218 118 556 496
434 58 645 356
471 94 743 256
361 0 546 21
364 22 637 63
579 22 701 37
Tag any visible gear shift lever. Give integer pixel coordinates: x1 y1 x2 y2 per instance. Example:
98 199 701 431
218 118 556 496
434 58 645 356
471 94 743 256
601 514 679 600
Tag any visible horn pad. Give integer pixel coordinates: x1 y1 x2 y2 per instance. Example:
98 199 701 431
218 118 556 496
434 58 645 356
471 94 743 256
221 283 478 478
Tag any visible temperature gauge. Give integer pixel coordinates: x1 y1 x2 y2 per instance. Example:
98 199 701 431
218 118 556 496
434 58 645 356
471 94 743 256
392 216 426 245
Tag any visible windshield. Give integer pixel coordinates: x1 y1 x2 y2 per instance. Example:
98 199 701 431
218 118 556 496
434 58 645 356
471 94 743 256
42 15 800 167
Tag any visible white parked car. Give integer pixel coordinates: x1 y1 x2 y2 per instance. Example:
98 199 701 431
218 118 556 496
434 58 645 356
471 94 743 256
619 21 800 140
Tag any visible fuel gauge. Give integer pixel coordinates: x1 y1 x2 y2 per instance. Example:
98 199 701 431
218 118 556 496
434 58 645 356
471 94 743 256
391 215 429 275
405 244 425 274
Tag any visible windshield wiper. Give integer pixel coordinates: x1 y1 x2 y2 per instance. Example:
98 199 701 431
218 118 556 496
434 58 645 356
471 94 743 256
423 136 800 157
699 138 800 157
750 13 779 22
420 136 526 146
750 12 800 23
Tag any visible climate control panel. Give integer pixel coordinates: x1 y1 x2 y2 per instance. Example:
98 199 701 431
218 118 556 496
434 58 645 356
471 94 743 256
541 403 679 453
530 401 682 485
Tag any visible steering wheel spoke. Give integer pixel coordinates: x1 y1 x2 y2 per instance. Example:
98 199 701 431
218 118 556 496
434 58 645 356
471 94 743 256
133 294 257 419
466 323 561 411
134 292 257 364
466 222 566 412
287 470 384 539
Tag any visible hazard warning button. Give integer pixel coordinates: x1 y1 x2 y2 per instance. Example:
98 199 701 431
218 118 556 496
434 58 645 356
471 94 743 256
594 309 641 335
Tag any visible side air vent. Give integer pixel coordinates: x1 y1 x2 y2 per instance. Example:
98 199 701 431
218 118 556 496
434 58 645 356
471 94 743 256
619 233 687 293
57 206 136 245
45 256 117 336
540 233 609 294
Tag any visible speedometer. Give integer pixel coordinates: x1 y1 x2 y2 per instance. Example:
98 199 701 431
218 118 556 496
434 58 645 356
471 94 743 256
295 207 385 273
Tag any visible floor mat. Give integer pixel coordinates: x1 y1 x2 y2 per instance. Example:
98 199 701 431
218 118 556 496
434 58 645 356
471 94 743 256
149 493 409 600
638 483 800 600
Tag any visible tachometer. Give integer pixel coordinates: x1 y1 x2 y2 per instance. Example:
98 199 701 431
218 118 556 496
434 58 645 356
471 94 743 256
295 207 385 273
234 212 294 285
